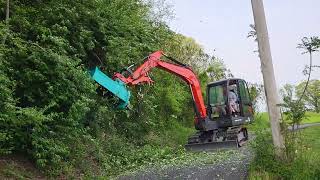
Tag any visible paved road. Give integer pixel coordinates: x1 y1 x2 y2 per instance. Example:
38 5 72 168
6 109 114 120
288 122 320 131
119 145 252 180
119 123 320 180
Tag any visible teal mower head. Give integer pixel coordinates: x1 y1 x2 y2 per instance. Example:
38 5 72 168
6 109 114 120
89 67 130 109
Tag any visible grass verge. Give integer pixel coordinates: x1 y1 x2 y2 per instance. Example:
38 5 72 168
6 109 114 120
302 112 320 124
249 125 320 179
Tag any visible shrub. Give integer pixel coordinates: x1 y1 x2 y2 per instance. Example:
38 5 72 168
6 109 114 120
249 127 320 179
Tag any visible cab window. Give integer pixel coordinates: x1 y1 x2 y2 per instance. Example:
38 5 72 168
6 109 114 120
209 85 225 106
239 81 250 103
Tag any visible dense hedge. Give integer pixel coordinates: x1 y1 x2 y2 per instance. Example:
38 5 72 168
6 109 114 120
0 0 228 177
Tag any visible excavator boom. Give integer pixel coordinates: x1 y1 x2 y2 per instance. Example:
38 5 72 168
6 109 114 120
113 51 208 128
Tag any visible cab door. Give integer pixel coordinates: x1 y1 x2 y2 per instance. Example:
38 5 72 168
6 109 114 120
238 80 253 117
208 84 227 119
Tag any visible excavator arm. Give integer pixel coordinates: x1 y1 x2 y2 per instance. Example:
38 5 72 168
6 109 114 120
113 51 207 125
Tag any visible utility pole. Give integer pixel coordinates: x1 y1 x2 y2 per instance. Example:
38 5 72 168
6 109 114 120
250 0 285 152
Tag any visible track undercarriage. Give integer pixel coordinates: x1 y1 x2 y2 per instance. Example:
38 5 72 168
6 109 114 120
185 126 248 151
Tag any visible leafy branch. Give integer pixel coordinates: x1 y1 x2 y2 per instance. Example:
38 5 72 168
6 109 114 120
296 36 320 104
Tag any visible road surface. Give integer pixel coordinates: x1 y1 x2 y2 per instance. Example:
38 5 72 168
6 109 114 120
119 144 252 180
118 123 320 180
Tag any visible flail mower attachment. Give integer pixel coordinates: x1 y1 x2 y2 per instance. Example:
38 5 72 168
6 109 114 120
90 67 131 109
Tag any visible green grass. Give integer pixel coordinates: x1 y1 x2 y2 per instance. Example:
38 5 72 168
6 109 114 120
301 126 320 153
247 112 270 131
249 111 320 131
302 112 320 124
249 125 320 179
262 111 320 124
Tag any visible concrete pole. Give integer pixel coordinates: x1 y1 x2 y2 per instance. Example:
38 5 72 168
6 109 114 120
250 0 285 151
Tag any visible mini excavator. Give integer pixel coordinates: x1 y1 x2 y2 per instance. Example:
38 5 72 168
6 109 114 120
90 51 254 151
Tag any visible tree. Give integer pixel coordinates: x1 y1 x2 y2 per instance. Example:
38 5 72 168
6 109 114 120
247 24 257 41
248 83 264 112
280 84 306 130
0 0 233 176
247 24 259 53
278 84 307 165
159 33 231 126
0 44 16 154
311 36 320 48
0 0 183 174
144 0 174 24
307 37 320 69
205 56 233 82
296 80 320 113
163 33 210 71
297 37 320 104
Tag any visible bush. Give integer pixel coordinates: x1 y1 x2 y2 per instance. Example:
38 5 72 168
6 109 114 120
0 58 16 154
249 128 320 179
0 0 223 178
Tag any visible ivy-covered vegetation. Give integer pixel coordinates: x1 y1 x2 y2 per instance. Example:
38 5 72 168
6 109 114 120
0 0 231 177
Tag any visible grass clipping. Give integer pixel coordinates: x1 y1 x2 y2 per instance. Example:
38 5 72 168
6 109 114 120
116 147 240 178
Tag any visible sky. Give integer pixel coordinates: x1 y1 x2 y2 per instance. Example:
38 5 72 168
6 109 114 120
167 0 320 88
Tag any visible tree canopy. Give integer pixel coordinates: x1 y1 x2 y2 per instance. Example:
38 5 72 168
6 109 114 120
296 80 320 113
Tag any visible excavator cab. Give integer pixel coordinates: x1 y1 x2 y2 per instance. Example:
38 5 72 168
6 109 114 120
207 78 254 128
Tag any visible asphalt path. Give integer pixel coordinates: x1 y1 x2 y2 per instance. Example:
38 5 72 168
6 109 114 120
119 123 320 180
